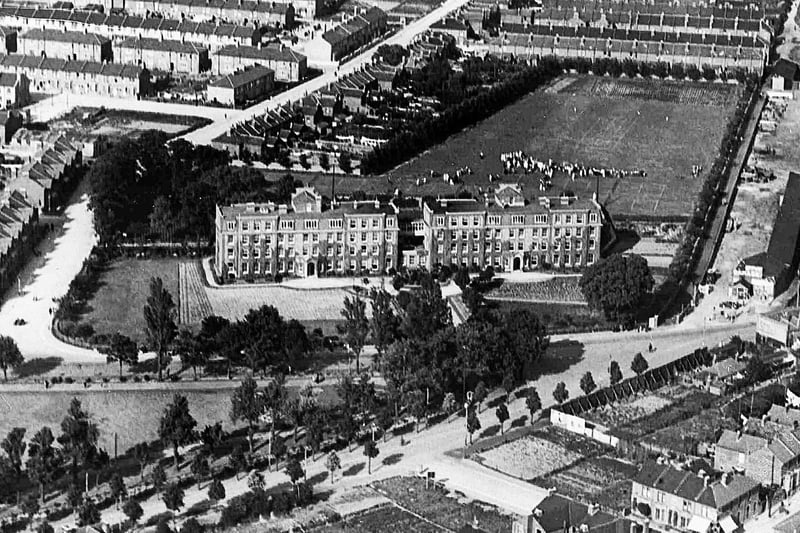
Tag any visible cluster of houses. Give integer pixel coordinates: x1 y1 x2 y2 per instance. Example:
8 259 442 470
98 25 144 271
215 30 452 159
303 5 387 66
453 0 774 73
104 0 322 20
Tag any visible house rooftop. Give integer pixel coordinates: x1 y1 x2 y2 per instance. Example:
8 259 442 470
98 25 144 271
209 66 273 89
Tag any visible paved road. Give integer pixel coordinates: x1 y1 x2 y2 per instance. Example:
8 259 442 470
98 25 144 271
180 0 473 146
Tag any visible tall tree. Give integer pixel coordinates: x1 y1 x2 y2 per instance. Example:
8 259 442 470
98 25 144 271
58 398 99 481
240 305 285 374
151 463 166 492
553 382 569 404
1 427 25 475
208 478 226 505
230 375 264 453
285 458 305 497
580 254 654 320
580 372 597 395
109 472 127 508
105 333 138 379
525 388 541 424
149 196 173 242
502 308 548 380
159 394 197 469
401 273 452 339
122 499 143 524
27 427 59 503
631 353 649 376
495 402 509 434
143 277 178 381
175 328 207 379
341 295 369 372
467 409 481 444
264 374 287 465
610 360 623 385
133 443 149 482
326 452 341 483
0 335 23 381
162 483 185 514
363 440 379 474
370 288 398 363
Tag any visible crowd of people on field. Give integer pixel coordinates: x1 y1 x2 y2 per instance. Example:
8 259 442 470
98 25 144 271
499 151 648 190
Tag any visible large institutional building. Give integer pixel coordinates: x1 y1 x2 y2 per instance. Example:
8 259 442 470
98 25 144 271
215 184 612 280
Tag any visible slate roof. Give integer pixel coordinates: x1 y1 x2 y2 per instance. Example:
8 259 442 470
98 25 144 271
209 65 273 88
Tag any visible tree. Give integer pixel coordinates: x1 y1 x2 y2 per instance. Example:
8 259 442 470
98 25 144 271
473 381 487 412
502 309 549 380
105 333 138 379
338 152 353 174
35 522 54 533
109 472 127 508
579 254 654 320
326 452 341 483
77 499 100 526
400 273 452 339
58 398 99 481
149 195 173 241
370 288 398 362
341 295 369 372
610 360 623 385
461 286 484 315
175 328 207 379
442 392 457 417
495 402 509 434
156 516 173 533
159 394 197 469
122 498 143 523
453 266 470 289
144 277 178 381
318 152 330 172
1 427 25 475
229 445 247 479
631 353 649 375
466 409 481 444
190 454 210 486
230 375 264 453
526 388 541 423
580 372 597 395
200 422 225 455
553 382 569 404
264 375 287 465
27 427 59 503
181 518 204 533
363 439 379 474
284 397 305 444
239 304 285 374
247 471 265 492
285 458 305 496
162 483 185 514
745 356 772 385
152 463 166 491
502 373 515 398
208 478 226 504
0 335 23 381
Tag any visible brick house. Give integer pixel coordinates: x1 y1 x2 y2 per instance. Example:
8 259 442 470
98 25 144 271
116 37 209 75
631 461 761 533
715 428 800 493
512 494 627 533
0 72 30 109
19 28 112 62
214 43 307 82
304 6 387 64
207 66 274 106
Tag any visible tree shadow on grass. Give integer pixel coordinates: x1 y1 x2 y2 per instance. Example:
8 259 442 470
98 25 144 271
307 471 328 485
382 453 403 466
14 357 63 378
528 340 585 380
342 462 365 477
487 395 507 409
510 415 528 429
480 425 500 438
514 386 533 401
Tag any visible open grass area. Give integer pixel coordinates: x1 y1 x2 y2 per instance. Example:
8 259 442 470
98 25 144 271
0 389 233 455
485 276 585 303
83 258 180 343
372 477 513 533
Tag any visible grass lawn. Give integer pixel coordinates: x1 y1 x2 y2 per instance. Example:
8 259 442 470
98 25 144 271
276 76 738 221
83 258 181 343
0 389 234 455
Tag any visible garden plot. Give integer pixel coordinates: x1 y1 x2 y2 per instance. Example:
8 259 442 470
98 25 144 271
642 409 738 455
315 504 439 533
583 394 674 428
538 456 638 512
486 276 585 303
475 427 609 480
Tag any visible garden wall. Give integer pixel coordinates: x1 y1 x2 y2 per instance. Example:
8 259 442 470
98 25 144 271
549 410 619 447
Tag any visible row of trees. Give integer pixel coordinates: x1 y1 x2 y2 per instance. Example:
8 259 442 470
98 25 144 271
557 56 754 84
88 132 302 245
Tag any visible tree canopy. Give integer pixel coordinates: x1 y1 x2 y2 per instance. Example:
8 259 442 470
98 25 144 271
580 253 654 320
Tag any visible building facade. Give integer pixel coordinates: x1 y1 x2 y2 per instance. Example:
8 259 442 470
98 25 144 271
715 428 800 493
0 54 149 98
19 29 112 62
305 6 387 64
117 37 209 75
207 65 274 106
631 461 761 533
215 44 307 82
421 184 608 272
0 72 30 109
123 0 295 27
215 187 400 280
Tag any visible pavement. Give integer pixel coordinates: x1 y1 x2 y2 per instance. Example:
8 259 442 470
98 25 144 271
0 184 102 362
180 0 474 146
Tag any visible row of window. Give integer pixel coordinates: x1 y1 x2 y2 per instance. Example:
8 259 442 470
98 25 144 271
436 226 598 241
437 239 596 254
227 231 395 246
229 244 393 259
432 212 599 227
231 257 394 275
427 252 596 270
227 216 394 232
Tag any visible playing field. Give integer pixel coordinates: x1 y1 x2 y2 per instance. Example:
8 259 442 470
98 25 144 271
387 76 741 219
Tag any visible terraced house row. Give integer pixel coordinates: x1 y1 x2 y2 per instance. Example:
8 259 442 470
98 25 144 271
104 0 322 20
215 184 614 279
